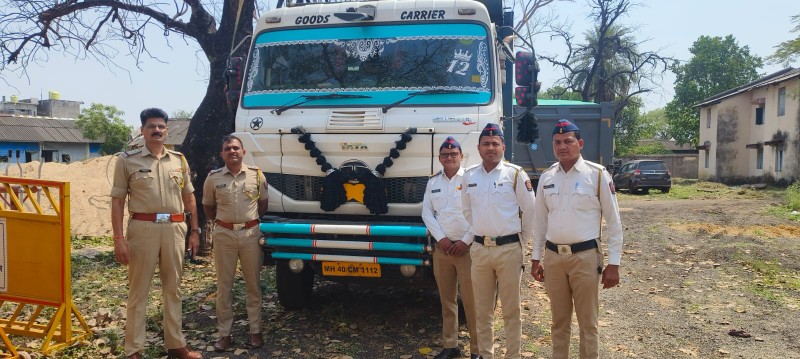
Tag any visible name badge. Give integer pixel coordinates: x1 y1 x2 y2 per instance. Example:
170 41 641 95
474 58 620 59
216 184 227 188
138 169 152 173
543 184 555 189
468 183 477 187
431 189 441 193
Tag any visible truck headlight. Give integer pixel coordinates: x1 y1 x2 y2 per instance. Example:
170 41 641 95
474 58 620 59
288 259 305 273
399 265 416 277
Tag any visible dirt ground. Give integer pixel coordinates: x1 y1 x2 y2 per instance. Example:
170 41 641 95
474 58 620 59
4 158 800 358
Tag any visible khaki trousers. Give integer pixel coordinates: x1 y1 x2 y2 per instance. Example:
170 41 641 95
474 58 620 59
470 242 523 359
124 220 187 356
433 244 478 352
214 226 263 336
543 247 602 359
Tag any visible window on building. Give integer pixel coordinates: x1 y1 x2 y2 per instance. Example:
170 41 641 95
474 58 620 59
756 148 764 170
0 155 7 163
776 147 783 172
61 154 71 163
706 108 711 128
778 87 786 116
755 106 764 125
704 150 709 168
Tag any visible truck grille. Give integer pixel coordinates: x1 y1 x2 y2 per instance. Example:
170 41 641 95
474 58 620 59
264 172 427 204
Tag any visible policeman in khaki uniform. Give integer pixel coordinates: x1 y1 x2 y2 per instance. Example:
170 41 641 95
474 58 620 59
461 123 536 359
203 135 268 351
111 108 202 359
530 120 623 359
422 137 480 359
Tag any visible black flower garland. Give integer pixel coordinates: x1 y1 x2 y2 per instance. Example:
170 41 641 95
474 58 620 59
290 126 416 215
513 109 540 144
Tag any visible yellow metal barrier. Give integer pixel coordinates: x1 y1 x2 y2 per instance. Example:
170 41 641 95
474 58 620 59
0 176 91 358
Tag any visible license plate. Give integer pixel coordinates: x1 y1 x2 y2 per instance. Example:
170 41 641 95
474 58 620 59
321 262 381 277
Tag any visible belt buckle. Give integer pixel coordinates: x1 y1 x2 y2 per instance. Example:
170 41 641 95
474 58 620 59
557 244 573 255
155 213 171 223
483 236 497 247
233 223 246 231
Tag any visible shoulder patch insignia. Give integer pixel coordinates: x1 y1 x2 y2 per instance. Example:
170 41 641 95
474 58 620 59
525 180 533 192
120 149 141 158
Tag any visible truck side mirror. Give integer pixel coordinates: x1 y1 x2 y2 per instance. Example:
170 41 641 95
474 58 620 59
514 51 541 108
226 57 244 109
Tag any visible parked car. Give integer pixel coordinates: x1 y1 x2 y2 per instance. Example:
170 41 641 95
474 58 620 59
612 160 671 194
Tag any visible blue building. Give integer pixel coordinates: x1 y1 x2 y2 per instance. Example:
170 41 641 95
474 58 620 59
0 114 102 166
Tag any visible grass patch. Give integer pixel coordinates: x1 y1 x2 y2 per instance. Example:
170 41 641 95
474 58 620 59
732 251 800 304
787 181 800 211
617 179 785 201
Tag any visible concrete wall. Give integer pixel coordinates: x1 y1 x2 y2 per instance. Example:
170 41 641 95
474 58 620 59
37 99 81 118
698 77 800 184
618 154 698 179
40 142 91 163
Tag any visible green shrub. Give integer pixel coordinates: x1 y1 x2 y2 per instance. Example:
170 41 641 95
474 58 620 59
787 180 800 211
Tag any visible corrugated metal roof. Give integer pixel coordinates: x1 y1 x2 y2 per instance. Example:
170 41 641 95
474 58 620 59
0 115 103 143
127 118 191 148
695 68 800 108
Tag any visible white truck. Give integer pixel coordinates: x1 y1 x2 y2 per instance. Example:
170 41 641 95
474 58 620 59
227 0 540 309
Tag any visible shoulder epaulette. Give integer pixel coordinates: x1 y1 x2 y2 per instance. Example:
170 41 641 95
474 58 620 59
208 168 223 175
465 163 481 172
505 162 523 170
584 161 605 172
429 169 443 178
120 149 142 158
247 165 260 171
166 149 184 157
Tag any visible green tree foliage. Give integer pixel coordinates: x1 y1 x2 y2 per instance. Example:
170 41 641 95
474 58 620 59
613 96 643 156
75 103 132 155
665 35 763 145
542 86 583 100
640 107 669 140
768 14 800 65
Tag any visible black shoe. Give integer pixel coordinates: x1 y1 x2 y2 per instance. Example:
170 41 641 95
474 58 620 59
433 347 462 359
470 355 482 359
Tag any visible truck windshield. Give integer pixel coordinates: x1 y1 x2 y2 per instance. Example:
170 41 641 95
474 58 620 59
242 23 492 108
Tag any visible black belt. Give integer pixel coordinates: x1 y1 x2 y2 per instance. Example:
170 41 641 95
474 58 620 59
474 234 519 246
546 239 598 255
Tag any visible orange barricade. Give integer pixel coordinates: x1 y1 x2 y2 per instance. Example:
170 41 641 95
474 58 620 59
0 176 91 358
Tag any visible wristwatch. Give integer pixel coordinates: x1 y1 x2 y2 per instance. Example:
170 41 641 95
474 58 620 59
191 227 202 234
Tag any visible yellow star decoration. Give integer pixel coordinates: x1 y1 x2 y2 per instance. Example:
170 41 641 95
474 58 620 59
343 183 366 203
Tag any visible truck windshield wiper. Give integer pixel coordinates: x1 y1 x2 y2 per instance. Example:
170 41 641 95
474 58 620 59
273 93 373 115
381 89 478 113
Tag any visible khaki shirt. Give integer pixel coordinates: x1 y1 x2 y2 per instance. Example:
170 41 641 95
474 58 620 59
202 165 268 224
110 147 194 213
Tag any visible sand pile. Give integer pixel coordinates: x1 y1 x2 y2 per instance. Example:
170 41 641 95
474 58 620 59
4 156 122 238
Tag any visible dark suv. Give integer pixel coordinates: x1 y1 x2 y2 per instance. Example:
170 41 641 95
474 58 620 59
612 160 671 194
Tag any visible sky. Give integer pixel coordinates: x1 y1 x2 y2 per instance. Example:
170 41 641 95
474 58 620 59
2 0 798 128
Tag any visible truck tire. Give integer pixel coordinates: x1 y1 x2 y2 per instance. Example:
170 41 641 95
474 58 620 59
276 260 314 310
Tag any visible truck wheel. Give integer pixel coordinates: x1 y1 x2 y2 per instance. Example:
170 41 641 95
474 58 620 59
276 260 314 310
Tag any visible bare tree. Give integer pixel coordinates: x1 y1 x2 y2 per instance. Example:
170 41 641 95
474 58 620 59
1 0 257 251
538 0 672 120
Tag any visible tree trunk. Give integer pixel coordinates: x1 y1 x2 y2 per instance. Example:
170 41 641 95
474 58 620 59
179 0 255 254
